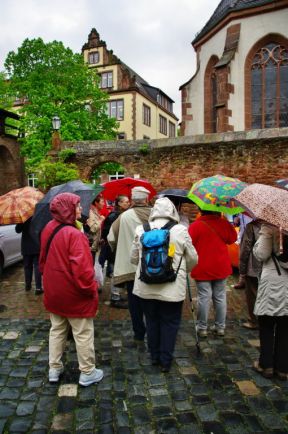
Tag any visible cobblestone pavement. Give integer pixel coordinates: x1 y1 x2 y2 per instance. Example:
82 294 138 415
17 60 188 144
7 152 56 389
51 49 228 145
0 263 288 433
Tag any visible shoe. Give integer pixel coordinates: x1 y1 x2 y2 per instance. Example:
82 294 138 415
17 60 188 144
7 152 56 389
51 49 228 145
210 325 225 337
35 288 44 295
110 299 128 309
275 371 288 381
79 368 104 386
197 329 208 338
49 367 64 383
252 361 273 379
151 359 160 366
25 287 31 292
243 321 258 330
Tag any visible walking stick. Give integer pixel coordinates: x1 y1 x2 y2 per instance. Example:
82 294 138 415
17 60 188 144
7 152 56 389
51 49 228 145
186 275 201 355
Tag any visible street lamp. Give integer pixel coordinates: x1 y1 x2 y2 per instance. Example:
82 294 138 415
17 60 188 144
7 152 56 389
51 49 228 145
51 115 61 151
52 115 61 131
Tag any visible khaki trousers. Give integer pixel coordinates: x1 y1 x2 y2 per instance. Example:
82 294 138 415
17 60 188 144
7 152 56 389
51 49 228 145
49 313 95 374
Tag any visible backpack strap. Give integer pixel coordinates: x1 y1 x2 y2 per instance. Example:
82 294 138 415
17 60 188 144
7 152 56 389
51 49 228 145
143 222 151 232
45 223 70 259
271 252 282 276
162 221 177 230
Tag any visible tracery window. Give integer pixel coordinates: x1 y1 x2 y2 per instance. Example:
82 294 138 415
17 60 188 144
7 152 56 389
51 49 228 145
251 42 288 128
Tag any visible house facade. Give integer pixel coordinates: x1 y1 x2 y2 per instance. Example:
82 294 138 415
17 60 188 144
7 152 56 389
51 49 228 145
82 29 178 141
180 0 288 135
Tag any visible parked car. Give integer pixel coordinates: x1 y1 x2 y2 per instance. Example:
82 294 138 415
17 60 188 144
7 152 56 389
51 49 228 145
0 225 22 275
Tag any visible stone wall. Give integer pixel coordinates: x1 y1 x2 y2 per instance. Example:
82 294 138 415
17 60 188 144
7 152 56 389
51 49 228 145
0 136 25 195
62 128 288 192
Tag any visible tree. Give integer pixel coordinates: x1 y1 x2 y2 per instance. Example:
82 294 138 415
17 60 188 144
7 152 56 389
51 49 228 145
1 38 118 166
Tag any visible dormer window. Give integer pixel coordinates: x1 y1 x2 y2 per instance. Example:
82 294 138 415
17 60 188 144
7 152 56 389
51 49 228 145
88 51 99 64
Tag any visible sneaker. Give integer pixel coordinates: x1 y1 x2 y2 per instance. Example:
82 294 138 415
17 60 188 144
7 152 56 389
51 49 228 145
252 361 273 379
35 288 44 295
79 368 104 386
197 329 208 338
49 367 64 383
210 325 225 337
242 321 258 330
110 299 128 309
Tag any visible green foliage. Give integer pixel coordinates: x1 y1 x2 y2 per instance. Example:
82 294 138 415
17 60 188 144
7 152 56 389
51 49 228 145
58 148 77 162
1 37 118 165
138 143 150 155
92 162 124 183
32 157 79 191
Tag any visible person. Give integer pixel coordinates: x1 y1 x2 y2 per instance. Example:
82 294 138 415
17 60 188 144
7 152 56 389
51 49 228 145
130 197 198 372
188 209 237 337
233 213 252 289
86 194 105 263
15 217 43 295
99 195 130 308
108 186 152 341
39 192 103 387
252 224 288 381
238 220 262 329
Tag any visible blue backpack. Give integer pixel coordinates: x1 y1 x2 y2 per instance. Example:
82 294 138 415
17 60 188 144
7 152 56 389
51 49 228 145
139 221 182 284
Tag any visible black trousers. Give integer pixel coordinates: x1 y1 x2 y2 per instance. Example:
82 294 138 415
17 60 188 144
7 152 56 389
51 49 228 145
258 315 288 373
140 298 183 368
126 281 146 341
23 254 42 290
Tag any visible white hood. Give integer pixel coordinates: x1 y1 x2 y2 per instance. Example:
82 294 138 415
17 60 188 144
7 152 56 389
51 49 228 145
149 197 180 223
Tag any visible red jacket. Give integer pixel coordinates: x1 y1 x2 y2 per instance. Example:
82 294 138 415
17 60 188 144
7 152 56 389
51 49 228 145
39 193 98 318
188 214 237 281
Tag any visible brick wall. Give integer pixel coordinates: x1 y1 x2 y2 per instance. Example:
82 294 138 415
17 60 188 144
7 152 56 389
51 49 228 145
0 136 25 195
63 128 288 192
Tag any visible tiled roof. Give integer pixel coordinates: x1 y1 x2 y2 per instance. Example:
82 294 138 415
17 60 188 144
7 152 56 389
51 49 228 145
193 0 275 44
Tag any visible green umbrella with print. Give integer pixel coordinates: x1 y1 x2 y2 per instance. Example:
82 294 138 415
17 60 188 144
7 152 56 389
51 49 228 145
188 174 247 214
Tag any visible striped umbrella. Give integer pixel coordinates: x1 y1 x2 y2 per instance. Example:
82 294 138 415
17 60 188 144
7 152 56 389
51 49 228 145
0 187 44 224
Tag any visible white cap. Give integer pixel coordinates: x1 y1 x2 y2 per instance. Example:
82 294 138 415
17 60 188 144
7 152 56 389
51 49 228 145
131 186 150 200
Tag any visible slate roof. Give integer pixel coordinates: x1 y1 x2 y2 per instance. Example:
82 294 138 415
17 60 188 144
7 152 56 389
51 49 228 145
193 0 275 44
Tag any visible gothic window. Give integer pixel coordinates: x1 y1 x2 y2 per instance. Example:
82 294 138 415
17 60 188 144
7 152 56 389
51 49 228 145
211 72 218 133
251 42 288 128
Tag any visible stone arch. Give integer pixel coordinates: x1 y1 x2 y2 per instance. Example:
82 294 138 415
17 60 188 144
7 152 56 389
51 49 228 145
89 159 126 183
244 33 288 130
204 55 219 133
0 144 21 194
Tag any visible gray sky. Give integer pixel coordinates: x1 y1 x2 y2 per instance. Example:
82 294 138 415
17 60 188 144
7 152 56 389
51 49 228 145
0 0 220 119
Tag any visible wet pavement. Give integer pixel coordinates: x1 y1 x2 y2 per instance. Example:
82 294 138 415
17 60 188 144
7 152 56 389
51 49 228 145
0 262 288 433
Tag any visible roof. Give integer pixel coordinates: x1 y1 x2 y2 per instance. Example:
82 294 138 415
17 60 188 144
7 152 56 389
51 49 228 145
193 0 275 45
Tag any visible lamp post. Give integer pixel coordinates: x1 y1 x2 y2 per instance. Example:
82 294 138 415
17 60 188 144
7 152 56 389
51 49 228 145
51 115 61 151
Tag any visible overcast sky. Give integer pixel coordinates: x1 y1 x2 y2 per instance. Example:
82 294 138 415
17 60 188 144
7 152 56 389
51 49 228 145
0 0 220 119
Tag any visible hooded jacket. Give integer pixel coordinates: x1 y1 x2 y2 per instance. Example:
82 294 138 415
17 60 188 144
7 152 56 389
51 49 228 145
130 197 198 302
188 213 237 281
253 224 288 316
39 193 98 318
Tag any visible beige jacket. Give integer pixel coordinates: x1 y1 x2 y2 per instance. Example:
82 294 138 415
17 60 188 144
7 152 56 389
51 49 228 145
131 197 198 302
87 206 102 252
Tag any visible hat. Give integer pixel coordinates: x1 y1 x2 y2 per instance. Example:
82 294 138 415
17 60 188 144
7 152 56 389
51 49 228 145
131 186 150 200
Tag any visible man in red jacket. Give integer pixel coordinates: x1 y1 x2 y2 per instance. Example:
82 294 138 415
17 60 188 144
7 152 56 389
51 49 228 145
188 210 237 337
39 192 103 386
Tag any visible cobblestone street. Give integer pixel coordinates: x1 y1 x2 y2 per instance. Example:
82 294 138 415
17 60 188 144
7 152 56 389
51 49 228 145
0 262 288 433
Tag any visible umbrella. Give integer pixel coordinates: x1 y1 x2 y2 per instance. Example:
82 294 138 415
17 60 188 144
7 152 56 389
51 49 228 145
157 188 193 206
0 187 44 225
102 177 156 201
234 183 288 232
275 179 288 190
30 180 103 243
188 174 247 215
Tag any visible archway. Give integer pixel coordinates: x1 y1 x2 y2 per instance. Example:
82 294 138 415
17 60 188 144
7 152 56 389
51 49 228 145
90 160 126 184
0 145 19 194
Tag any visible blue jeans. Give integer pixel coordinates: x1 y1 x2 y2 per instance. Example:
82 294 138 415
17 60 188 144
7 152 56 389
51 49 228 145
126 281 146 340
140 299 183 368
195 279 226 330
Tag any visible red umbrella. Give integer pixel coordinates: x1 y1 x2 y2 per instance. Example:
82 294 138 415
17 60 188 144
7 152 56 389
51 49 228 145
102 177 156 201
